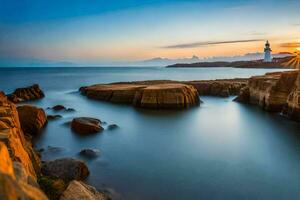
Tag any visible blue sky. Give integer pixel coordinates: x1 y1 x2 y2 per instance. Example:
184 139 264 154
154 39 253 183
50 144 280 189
0 0 300 66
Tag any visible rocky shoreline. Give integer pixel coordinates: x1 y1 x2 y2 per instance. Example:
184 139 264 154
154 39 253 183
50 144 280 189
0 89 110 200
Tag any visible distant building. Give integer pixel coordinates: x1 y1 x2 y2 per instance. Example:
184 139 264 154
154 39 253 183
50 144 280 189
264 40 272 62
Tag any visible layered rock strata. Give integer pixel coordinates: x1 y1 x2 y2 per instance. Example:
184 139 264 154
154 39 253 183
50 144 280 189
235 70 300 121
80 83 200 109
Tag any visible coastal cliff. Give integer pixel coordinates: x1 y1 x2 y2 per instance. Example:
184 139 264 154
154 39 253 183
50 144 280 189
0 92 48 199
235 70 300 121
167 56 294 68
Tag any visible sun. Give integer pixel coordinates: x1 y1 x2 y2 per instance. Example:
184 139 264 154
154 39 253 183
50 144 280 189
297 47 300 51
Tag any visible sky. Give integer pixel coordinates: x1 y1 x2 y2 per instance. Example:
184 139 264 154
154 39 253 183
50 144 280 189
0 0 300 66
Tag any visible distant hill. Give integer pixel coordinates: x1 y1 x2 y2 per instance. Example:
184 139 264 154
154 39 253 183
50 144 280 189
166 56 295 69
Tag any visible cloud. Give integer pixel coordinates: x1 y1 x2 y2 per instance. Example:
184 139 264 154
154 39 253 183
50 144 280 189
280 42 300 48
162 39 264 49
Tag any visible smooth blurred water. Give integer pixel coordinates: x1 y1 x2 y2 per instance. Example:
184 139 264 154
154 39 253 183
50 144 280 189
1 67 300 200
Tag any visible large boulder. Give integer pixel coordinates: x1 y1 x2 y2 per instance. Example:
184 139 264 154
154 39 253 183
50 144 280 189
7 84 44 103
17 105 47 135
81 82 200 109
60 180 109 200
71 117 103 134
41 158 89 182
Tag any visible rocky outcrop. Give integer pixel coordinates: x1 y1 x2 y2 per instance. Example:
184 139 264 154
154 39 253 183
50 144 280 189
41 158 90 182
0 142 48 200
235 71 298 112
7 84 44 103
0 92 40 179
234 70 300 121
186 79 247 97
71 117 103 134
81 82 200 109
60 180 109 200
17 105 47 135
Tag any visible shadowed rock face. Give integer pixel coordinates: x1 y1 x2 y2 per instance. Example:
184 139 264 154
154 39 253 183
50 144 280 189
81 82 200 109
41 158 90 183
7 84 44 103
17 105 47 135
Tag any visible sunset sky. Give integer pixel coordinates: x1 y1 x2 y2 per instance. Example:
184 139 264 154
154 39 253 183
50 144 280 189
0 0 300 65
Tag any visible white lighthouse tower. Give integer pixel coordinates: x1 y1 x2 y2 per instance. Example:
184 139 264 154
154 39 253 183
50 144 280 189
264 40 272 62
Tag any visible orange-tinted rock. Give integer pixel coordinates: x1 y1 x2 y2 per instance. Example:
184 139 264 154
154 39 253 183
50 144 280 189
7 84 44 103
60 180 109 200
71 117 103 134
17 105 47 135
235 71 298 111
0 92 40 179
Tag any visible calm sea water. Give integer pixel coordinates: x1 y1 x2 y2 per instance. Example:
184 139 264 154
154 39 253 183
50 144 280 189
1 67 300 200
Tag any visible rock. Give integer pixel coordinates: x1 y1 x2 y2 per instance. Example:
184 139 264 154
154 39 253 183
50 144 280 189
52 105 66 111
282 76 300 121
47 115 62 120
17 105 47 135
41 158 89 182
79 148 100 158
7 84 45 103
60 180 109 200
233 86 250 102
71 117 103 134
66 108 76 112
0 173 48 200
235 71 298 112
0 92 41 179
107 124 118 130
38 176 67 200
187 79 247 97
81 82 200 109
0 142 48 200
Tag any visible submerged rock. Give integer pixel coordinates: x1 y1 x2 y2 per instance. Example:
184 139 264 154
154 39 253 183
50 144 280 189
47 114 62 120
7 84 45 103
60 180 109 200
41 158 89 182
107 124 118 130
17 105 47 135
79 148 100 158
52 105 66 111
71 117 103 134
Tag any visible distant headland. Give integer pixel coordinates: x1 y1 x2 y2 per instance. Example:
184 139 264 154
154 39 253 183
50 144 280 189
166 56 294 69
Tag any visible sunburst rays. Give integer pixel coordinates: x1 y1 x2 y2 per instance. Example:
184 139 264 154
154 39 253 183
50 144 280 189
283 51 300 69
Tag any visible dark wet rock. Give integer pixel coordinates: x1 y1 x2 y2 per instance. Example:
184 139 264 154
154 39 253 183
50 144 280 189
38 176 67 200
47 114 62 120
7 84 45 103
71 117 103 134
66 108 76 112
17 105 47 135
41 158 89 183
52 105 66 111
46 146 65 153
107 124 118 130
79 148 100 158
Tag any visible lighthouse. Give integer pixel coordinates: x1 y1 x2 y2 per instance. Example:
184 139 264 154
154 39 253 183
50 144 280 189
264 40 272 62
